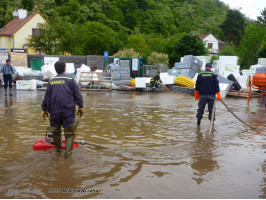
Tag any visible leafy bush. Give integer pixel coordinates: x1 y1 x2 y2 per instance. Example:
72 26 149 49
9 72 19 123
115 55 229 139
219 44 237 56
112 48 140 58
147 52 169 66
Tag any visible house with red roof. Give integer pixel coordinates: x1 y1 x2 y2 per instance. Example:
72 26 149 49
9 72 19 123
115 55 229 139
199 34 225 55
0 10 46 54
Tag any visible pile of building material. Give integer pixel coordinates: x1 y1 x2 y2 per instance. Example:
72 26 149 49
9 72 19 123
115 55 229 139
160 72 175 85
168 55 203 79
216 56 239 78
256 66 266 73
227 90 250 98
76 64 91 84
23 71 44 81
41 62 76 80
237 58 266 90
106 60 131 86
195 56 212 71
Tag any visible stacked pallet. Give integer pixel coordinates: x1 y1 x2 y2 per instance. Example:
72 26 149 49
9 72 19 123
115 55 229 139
227 90 250 98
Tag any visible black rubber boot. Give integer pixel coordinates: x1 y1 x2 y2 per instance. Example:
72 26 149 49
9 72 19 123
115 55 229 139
64 121 79 159
49 126 62 152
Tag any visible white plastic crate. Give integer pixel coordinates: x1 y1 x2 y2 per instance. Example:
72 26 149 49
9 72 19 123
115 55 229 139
16 80 37 90
135 78 147 88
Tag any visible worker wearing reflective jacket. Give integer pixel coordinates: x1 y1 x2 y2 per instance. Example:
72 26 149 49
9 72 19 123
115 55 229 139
42 61 84 159
150 72 162 89
195 63 222 126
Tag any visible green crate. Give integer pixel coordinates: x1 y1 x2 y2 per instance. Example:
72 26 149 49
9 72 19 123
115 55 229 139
30 59 43 71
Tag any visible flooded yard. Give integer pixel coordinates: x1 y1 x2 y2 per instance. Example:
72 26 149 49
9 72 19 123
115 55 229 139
0 89 265 198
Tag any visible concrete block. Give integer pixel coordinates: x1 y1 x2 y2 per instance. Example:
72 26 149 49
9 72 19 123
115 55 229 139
113 80 130 86
112 73 121 80
168 68 198 79
168 85 194 95
120 60 130 67
256 67 266 73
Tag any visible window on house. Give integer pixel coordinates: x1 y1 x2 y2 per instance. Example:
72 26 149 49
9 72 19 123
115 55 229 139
32 28 41 36
207 43 213 49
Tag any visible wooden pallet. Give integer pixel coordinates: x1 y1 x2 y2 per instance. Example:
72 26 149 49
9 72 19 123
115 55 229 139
79 72 113 91
227 89 250 98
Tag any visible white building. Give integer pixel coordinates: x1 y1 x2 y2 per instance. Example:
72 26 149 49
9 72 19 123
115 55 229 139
199 34 225 55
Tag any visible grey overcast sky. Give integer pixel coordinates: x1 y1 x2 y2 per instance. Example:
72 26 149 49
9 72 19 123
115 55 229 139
220 0 266 19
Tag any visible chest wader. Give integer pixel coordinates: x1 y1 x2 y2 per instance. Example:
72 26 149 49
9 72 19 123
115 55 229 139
49 121 79 159
64 121 79 159
49 126 62 152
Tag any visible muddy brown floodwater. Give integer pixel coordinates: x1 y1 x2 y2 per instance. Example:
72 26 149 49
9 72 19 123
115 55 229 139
0 89 265 199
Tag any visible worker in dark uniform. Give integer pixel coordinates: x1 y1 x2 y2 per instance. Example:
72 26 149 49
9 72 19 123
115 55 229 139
42 61 84 159
195 63 222 126
150 72 162 89
0 59 17 95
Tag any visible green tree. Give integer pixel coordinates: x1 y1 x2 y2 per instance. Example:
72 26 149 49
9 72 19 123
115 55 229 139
237 24 266 68
220 9 246 45
0 0 21 28
256 42 266 58
60 0 87 23
169 33 208 68
112 30 128 53
147 38 167 54
257 8 266 26
29 19 77 55
81 21 116 55
127 34 148 58
21 0 35 11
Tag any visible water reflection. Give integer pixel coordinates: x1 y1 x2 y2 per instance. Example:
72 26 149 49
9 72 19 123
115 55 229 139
190 127 219 184
4 96 13 117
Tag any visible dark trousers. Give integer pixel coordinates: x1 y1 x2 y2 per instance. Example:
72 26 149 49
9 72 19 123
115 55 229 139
150 80 158 88
196 95 216 121
3 74 12 89
50 109 75 128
